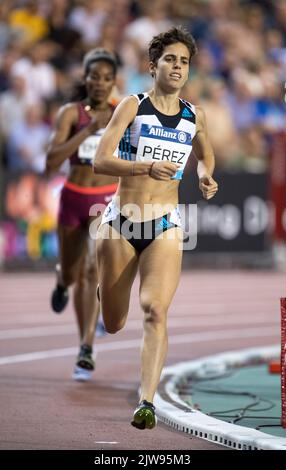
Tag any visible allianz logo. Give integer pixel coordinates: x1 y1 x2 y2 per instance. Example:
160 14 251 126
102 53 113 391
148 126 187 143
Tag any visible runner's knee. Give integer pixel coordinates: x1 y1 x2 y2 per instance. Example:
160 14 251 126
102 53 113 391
86 264 98 284
141 299 167 325
101 302 128 334
103 316 126 334
104 322 124 334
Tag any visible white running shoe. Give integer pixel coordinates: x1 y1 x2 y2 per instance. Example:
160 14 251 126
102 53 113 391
72 365 93 382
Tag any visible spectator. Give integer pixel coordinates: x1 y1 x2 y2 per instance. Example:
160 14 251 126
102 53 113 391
9 0 48 45
202 80 239 167
6 101 50 173
11 40 57 100
68 0 110 49
0 73 36 139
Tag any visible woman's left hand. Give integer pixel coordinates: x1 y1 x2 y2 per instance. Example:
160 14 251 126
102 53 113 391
199 175 218 200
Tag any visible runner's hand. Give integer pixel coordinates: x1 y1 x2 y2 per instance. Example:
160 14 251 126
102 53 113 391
199 175 218 200
150 161 179 181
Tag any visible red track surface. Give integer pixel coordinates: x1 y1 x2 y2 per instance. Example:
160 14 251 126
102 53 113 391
0 269 282 450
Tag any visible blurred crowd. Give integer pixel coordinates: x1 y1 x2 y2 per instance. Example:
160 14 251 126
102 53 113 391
0 0 285 174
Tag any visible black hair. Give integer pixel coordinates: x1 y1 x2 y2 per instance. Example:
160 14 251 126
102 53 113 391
149 26 197 65
83 48 118 76
68 48 118 102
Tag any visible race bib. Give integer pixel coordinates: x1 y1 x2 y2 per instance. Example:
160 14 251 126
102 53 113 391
78 135 101 163
137 124 192 180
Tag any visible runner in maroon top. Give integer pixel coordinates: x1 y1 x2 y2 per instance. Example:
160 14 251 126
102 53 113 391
46 48 118 381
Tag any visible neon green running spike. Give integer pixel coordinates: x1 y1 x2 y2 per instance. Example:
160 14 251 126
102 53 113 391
131 400 157 430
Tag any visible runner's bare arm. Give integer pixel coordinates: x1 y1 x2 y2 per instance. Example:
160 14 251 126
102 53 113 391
192 106 218 200
193 106 215 178
93 96 177 178
45 104 96 175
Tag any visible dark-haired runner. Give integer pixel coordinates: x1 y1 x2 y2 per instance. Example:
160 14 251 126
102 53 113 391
46 49 118 381
94 28 218 427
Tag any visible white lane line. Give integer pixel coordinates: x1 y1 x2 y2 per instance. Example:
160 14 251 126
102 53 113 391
94 441 118 445
0 314 278 340
0 324 76 339
0 326 278 366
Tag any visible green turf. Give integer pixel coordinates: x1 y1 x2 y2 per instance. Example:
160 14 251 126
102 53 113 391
180 364 286 438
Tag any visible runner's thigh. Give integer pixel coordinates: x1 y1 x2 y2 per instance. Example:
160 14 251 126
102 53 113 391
96 224 139 326
139 228 183 312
